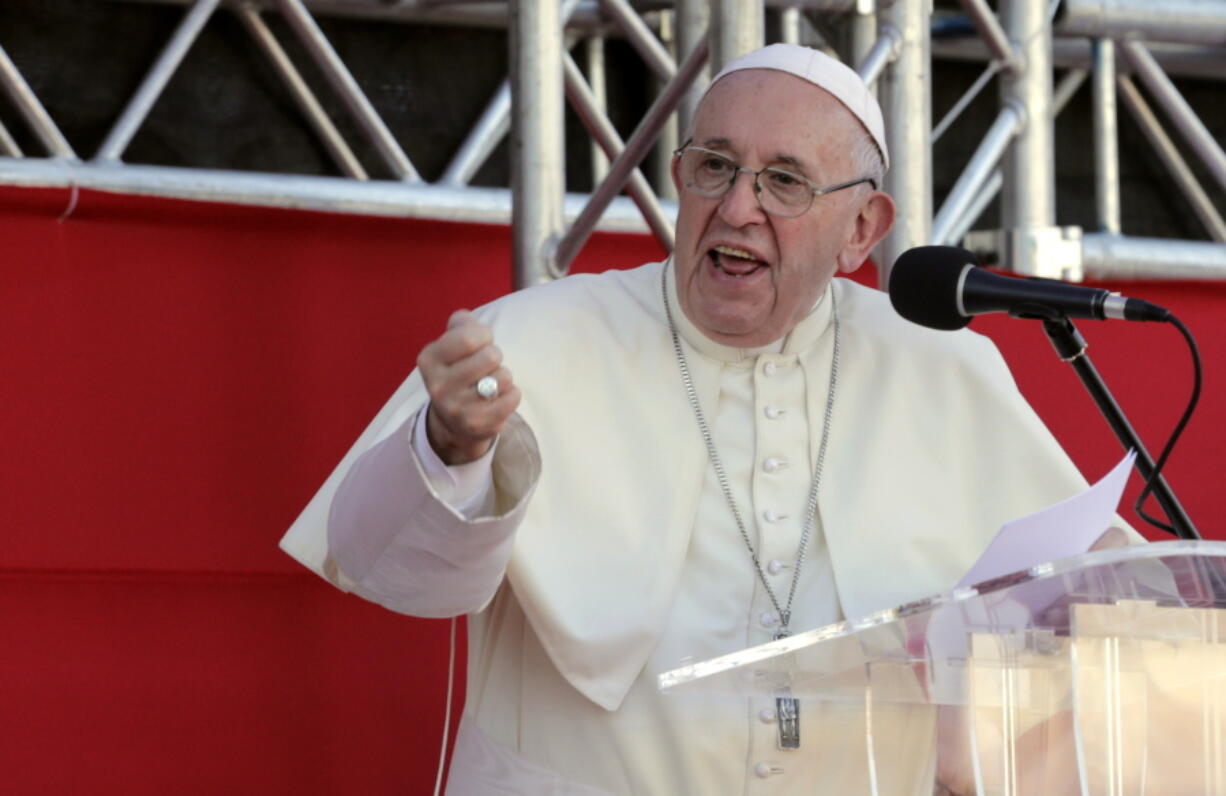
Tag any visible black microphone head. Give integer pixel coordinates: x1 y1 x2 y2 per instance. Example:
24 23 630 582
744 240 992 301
889 246 977 330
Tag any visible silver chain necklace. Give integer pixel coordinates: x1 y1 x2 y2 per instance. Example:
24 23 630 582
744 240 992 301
661 265 840 638
662 265 840 751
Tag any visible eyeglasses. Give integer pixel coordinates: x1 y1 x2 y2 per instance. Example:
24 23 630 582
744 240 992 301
673 143 877 219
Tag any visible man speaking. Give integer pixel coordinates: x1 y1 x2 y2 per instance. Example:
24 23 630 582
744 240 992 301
281 44 1090 793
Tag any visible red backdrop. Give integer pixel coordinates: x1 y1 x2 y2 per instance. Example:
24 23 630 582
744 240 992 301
1 185 1222 793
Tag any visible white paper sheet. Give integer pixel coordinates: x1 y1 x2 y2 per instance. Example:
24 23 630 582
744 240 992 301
957 449 1137 589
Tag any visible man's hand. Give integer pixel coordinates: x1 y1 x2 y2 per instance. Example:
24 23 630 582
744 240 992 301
418 310 521 465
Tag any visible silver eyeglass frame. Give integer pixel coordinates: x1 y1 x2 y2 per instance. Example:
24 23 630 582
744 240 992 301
672 141 877 218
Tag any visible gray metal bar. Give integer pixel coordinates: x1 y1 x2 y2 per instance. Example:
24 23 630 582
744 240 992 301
1057 0 1226 47
957 0 1019 71
854 25 901 89
125 0 628 31
563 53 675 250
274 0 421 181
931 59 1002 143
0 155 670 231
587 36 611 184
1082 233 1226 280
511 0 566 287
95 0 220 162
877 0 930 284
674 0 710 135
943 68 1087 246
553 40 709 276
654 10 680 201
849 1 878 70
439 83 511 186
0 119 21 158
1053 67 1089 119
438 0 585 187
0 46 75 159
1092 38 1120 234
1117 75 1226 244
780 7 802 45
932 38 1226 82
932 103 1024 245
710 0 763 71
999 0 1056 259
1119 39 1226 195
235 5 367 180
598 0 676 82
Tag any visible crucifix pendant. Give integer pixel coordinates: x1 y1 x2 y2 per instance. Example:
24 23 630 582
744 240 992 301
773 628 799 749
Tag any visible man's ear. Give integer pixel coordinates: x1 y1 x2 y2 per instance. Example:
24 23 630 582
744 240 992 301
670 151 683 197
836 190 896 274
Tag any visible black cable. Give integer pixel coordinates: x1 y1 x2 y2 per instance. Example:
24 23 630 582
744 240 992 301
1133 313 1202 536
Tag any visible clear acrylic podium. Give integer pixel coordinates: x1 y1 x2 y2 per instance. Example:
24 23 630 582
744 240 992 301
660 541 1226 795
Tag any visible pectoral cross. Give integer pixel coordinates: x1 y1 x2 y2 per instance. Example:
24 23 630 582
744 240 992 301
775 687 800 749
773 628 800 749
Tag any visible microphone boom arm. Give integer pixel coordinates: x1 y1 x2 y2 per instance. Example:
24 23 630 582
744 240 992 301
1040 316 1200 540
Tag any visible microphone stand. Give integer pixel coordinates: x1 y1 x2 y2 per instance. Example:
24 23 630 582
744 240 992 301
1038 314 1200 540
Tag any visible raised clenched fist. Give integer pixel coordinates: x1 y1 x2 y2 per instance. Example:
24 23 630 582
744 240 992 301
417 310 521 465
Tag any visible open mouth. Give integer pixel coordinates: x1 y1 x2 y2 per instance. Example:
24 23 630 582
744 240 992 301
709 245 766 277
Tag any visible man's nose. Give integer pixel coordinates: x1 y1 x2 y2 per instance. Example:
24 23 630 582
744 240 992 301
717 170 767 227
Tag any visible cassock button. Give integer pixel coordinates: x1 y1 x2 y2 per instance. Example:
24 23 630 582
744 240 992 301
759 708 777 724
763 362 778 377
767 559 785 575
754 762 782 778
762 457 785 473
764 405 784 420
759 612 779 628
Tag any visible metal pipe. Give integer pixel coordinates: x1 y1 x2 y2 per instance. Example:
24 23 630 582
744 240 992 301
849 1 878 70
943 169 1000 245
1092 38 1120 234
1082 233 1226 280
235 4 367 180
956 0 1019 71
1117 76 1226 244
854 25 900 89
876 0 930 285
710 0 763 71
999 0 1056 270
439 83 511 186
0 119 21 158
96 0 221 161
930 59 1001 143
0 155 671 231
0 46 76 159
553 40 708 276
654 10 679 201
932 37 1226 82
1057 0 1226 47
674 0 710 136
439 0 585 187
274 0 421 181
563 53 675 249
511 0 566 287
598 0 676 81
1053 67 1088 119
780 6 802 45
932 102 1024 245
586 36 610 185
1119 39 1226 195
943 69 1086 247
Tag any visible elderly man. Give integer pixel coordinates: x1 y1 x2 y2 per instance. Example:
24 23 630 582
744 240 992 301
282 44 1089 793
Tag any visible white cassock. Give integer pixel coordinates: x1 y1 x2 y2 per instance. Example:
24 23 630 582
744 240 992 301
280 260 1091 794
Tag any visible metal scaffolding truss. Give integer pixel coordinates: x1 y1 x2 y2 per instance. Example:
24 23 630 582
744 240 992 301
0 0 1223 286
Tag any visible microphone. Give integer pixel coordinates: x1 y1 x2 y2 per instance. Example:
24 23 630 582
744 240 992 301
888 246 1170 330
